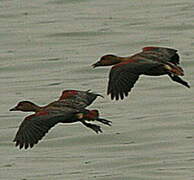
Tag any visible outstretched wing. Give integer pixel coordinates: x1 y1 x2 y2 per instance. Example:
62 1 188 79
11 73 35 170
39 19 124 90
13 109 77 149
142 46 180 65
107 61 160 100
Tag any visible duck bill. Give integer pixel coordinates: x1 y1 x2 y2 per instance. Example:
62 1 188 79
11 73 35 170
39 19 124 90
92 61 101 68
9 107 18 111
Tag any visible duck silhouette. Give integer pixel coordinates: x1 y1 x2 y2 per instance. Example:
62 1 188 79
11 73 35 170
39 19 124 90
10 90 111 149
93 46 190 100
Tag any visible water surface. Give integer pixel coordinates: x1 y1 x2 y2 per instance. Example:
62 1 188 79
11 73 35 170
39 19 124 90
0 0 193 179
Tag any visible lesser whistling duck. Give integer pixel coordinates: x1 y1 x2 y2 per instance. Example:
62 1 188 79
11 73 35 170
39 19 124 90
92 46 190 100
10 91 111 149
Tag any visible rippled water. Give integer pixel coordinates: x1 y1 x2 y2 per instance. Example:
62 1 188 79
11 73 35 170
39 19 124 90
0 0 193 179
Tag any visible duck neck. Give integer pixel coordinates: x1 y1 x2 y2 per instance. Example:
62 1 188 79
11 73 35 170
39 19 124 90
106 56 125 66
116 56 129 62
31 104 42 112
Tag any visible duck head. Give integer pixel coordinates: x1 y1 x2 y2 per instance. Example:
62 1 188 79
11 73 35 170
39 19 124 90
10 101 41 112
92 54 121 68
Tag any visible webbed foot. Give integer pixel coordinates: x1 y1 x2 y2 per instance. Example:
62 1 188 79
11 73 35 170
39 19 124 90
169 74 190 88
81 121 103 134
97 118 112 126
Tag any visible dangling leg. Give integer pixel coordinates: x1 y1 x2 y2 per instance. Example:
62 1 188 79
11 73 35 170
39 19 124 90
80 120 103 134
96 118 112 126
168 74 190 88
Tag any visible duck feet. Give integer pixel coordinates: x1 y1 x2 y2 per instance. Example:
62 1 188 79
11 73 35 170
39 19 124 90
169 74 190 88
81 121 103 134
97 118 112 126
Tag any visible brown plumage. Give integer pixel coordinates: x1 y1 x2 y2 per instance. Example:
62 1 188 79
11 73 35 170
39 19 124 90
10 90 111 149
92 46 190 100
58 89 103 109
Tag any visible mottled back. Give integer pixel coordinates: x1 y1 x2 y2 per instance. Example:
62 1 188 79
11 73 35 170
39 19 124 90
131 46 180 65
59 90 103 109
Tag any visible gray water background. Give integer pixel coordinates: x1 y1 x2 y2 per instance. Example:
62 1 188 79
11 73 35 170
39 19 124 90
0 0 194 179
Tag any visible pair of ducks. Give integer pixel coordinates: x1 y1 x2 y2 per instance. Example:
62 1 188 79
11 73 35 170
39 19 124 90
10 46 190 149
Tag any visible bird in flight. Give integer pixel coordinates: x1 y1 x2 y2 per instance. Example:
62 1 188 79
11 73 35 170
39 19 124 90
92 46 190 100
10 90 111 149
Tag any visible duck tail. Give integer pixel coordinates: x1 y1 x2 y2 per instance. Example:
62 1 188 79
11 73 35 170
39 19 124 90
164 64 184 76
